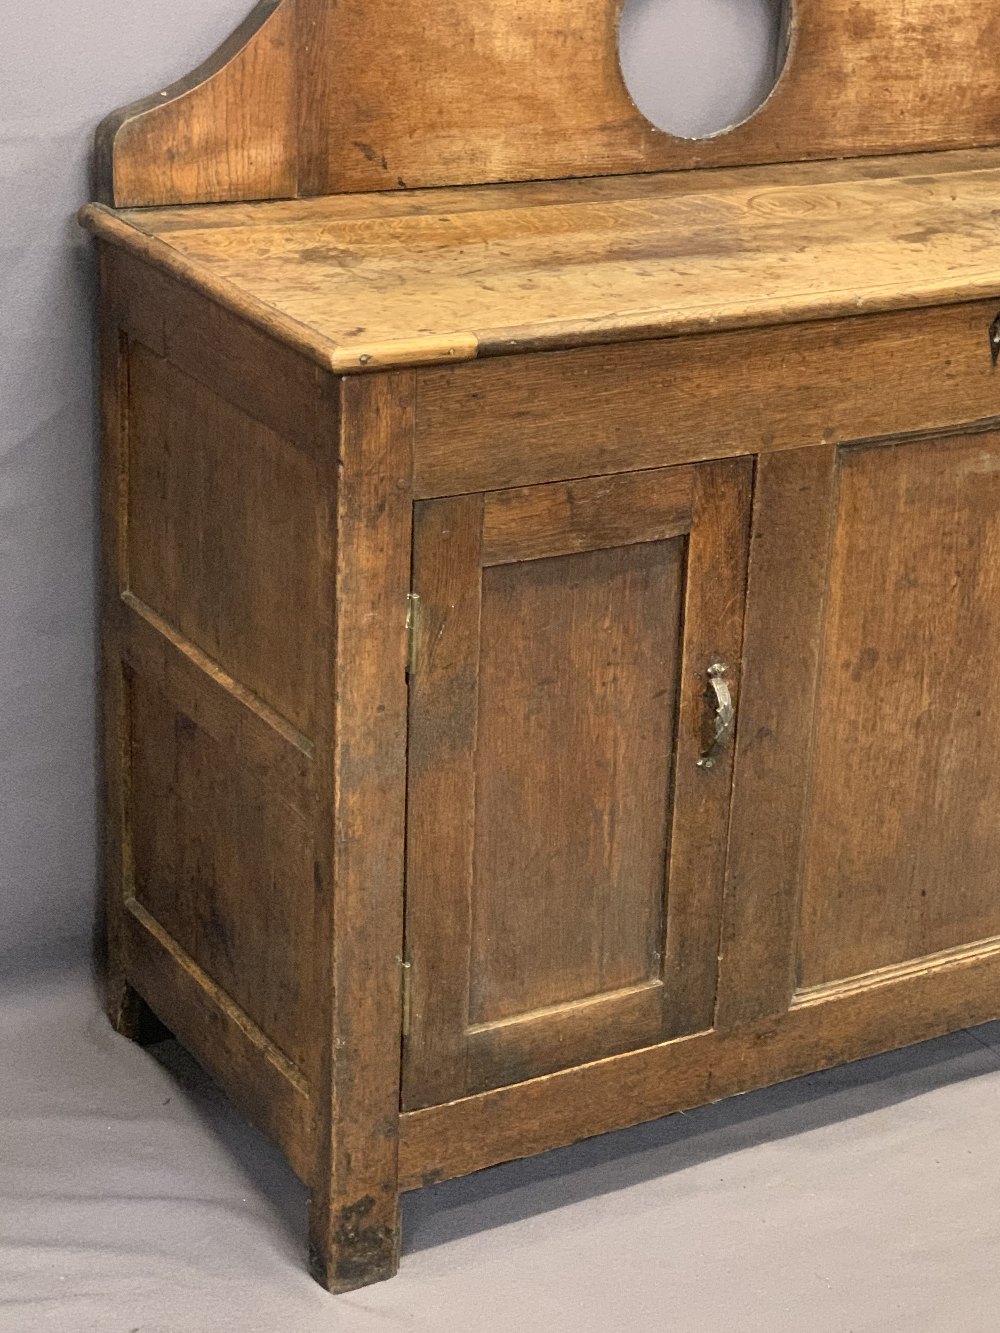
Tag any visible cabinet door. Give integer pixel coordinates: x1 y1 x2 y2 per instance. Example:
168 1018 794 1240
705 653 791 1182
402 459 752 1109
721 430 1000 1028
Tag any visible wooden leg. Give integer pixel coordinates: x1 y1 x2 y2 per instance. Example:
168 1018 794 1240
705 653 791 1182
306 372 414 1292
308 1187 402 1293
106 971 143 1038
106 971 172 1045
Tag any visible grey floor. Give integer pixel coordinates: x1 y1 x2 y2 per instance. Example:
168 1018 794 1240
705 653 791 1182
3 965 1000 1332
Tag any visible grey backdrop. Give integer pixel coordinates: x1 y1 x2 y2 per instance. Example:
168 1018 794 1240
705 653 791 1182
1 0 253 973
0 0 781 976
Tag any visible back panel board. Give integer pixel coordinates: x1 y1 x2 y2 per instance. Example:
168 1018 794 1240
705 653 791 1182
99 0 1000 205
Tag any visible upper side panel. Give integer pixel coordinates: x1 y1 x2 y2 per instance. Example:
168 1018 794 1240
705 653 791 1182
96 0 1000 206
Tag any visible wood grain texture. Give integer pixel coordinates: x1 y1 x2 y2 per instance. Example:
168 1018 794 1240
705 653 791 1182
481 467 693 566
86 3 1000 1281
121 149 1000 231
661 458 752 1036
402 495 485 1111
95 1 296 207
83 157 1000 373
403 461 750 1103
308 0 1000 192
118 592 314 821
308 374 414 1293
469 544 683 1024
462 538 684 1092
798 431 1000 987
398 933 1000 1191
105 244 326 451
407 530 685 1100
716 446 838 1028
128 674 316 1072
122 899 314 1182
81 209 348 379
126 341 322 736
100 242 343 1257
416 299 1000 495
465 982 666 1096
98 252 138 1035
95 1 1000 204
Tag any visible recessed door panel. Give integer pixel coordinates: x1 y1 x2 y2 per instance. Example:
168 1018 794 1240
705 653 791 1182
469 540 684 1025
798 432 1000 989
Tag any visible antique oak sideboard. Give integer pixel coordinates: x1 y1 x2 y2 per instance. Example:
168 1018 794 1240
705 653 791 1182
82 0 1000 1292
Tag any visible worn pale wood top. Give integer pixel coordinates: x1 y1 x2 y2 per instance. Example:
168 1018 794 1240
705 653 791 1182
82 150 1000 373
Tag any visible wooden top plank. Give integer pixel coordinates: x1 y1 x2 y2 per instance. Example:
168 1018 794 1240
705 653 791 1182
82 151 1000 373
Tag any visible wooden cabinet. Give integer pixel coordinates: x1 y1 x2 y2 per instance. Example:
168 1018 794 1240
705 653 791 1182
81 0 1000 1295
404 461 751 1104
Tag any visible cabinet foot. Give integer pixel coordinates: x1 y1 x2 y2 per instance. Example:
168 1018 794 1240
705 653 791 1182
106 974 169 1046
308 1191 401 1293
106 972 141 1038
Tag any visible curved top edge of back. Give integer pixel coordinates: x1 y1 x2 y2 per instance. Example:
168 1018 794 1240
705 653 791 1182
96 0 1000 209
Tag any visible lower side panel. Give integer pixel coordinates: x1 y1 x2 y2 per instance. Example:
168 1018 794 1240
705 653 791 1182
397 938 1000 1189
122 899 315 1183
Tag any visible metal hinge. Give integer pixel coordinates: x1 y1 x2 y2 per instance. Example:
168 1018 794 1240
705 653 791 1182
405 593 421 677
400 959 413 1039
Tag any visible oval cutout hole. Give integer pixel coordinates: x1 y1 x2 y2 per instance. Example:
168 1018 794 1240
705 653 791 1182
618 0 791 140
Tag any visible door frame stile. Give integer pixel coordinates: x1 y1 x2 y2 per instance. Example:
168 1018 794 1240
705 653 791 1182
716 443 839 1028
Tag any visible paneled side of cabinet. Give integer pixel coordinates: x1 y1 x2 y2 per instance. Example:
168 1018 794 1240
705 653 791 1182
402 460 752 1109
98 246 336 1181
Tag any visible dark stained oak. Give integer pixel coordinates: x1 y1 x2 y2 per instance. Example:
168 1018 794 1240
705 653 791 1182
97 252 137 1039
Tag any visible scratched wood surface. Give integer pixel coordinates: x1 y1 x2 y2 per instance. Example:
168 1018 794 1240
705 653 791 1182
402 460 751 1106
82 151 1000 373
797 431 1000 989
99 245 330 1187
95 0 1000 205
